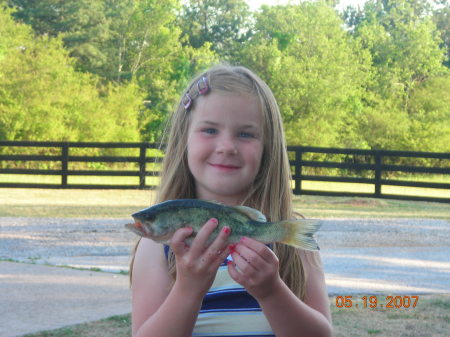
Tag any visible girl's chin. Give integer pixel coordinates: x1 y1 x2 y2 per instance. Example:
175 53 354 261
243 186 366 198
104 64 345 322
196 185 247 203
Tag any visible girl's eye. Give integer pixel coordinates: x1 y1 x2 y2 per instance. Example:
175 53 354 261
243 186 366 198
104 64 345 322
239 132 254 139
202 128 217 135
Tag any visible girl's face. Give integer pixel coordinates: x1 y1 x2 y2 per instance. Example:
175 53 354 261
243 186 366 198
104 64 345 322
187 92 264 205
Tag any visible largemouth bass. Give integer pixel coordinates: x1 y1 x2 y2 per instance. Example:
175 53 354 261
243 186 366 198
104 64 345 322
126 199 321 250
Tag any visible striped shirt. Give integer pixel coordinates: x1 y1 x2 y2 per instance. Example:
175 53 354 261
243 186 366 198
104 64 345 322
164 246 274 337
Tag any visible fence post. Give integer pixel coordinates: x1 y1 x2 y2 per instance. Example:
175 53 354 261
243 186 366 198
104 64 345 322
374 151 382 197
61 143 69 188
294 148 302 195
139 144 147 189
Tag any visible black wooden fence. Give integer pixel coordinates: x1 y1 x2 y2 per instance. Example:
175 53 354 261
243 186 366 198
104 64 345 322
0 141 449 203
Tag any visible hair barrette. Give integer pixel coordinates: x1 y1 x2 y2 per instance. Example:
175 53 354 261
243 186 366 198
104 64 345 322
197 76 209 95
183 93 192 110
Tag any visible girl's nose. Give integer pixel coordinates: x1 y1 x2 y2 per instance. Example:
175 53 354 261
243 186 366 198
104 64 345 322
216 135 238 155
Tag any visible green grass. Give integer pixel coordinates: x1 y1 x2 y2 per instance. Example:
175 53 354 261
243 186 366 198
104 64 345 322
296 177 450 199
293 195 450 219
21 314 131 337
2 173 449 198
21 294 450 337
0 174 160 187
330 294 450 337
0 188 154 218
0 188 448 219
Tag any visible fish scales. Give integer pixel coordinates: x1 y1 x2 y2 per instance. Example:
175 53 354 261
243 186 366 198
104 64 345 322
150 200 275 244
126 199 321 250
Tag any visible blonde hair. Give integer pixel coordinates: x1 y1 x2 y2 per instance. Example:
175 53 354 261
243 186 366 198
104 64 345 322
131 65 306 299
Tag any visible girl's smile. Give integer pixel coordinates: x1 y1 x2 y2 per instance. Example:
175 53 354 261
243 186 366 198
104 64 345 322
208 163 241 171
187 92 264 205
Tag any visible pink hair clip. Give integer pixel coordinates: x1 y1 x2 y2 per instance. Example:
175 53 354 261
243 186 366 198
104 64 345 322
197 76 209 95
183 93 192 110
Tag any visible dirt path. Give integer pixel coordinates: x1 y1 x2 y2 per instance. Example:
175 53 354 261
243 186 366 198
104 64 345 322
1 216 449 293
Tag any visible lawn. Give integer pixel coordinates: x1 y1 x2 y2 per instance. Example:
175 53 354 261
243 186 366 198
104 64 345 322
2 173 449 199
21 295 450 337
0 188 449 219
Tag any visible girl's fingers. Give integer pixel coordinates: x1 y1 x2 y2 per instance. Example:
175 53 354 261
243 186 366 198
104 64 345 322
189 218 219 256
205 226 232 262
233 240 266 270
239 237 276 263
229 238 280 275
227 258 244 284
230 248 256 274
170 227 193 255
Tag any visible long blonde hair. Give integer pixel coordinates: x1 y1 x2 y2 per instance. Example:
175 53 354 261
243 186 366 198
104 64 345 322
131 65 306 299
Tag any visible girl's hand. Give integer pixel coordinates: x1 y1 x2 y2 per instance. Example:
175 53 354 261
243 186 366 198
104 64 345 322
228 237 282 300
170 218 231 297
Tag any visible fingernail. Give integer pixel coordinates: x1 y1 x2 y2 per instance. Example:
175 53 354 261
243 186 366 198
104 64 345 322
222 226 231 234
228 244 236 253
240 237 247 242
210 218 218 225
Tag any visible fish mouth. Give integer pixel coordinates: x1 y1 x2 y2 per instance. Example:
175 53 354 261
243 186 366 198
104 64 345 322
125 221 172 242
125 221 152 237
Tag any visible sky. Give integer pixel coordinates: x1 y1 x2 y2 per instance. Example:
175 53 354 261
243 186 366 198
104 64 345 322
245 0 368 11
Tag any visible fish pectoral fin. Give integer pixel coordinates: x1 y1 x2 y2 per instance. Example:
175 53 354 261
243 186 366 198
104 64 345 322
229 205 267 222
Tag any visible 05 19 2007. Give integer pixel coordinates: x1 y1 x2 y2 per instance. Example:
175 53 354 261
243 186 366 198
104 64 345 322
335 295 420 309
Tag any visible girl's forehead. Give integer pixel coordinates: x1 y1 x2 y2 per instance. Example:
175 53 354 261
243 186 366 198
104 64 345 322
191 92 263 124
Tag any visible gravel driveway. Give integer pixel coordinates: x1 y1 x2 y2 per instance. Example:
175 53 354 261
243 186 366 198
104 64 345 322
1 216 449 293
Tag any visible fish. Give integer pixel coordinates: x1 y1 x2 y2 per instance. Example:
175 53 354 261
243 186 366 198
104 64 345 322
125 199 321 250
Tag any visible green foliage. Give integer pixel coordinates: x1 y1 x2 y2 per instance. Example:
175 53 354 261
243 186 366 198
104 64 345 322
432 1 450 67
349 0 448 151
407 75 450 152
0 0 449 160
8 0 111 74
178 0 252 60
0 6 142 142
239 2 369 148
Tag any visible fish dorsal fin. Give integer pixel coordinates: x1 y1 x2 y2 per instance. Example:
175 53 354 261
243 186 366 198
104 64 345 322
229 205 267 222
209 200 224 205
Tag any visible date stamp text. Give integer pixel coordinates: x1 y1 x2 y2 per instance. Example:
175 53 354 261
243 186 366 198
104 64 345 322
334 295 419 309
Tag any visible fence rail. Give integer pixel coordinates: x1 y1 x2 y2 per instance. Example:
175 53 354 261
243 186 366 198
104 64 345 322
1 141 449 203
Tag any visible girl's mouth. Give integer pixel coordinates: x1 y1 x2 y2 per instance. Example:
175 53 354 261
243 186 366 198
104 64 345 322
209 163 240 171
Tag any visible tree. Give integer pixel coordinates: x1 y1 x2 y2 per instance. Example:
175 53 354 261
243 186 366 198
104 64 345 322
8 0 111 74
178 0 252 60
106 0 218 141
433 0 450 67
5 0 219 141
351 0 448 150
238 2 370 148
407 75 450 152
0 6 143 142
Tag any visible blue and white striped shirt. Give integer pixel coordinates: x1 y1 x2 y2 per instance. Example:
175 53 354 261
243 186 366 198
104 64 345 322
164 246 274 337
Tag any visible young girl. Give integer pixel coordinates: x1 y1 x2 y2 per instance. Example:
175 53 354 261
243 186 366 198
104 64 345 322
130 65 332 337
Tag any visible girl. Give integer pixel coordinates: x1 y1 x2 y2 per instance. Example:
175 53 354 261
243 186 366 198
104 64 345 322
130 65 332 337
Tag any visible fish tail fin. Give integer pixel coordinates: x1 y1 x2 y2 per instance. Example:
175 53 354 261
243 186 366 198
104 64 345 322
278 219 321 251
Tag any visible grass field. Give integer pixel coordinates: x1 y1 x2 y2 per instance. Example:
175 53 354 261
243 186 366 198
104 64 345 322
2 188 449 337
2 173 449 199
21 295 450 337
0 187 449 219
